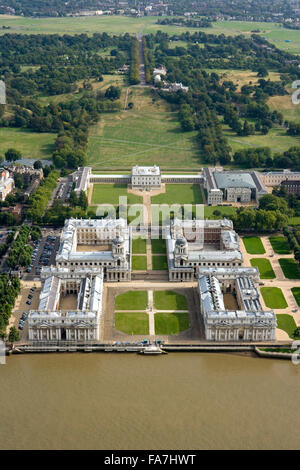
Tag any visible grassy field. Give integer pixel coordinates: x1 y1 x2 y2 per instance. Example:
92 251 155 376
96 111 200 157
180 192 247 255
115 290 148 310
115 312 149 335
243 237 265 254
208 69 281 92
279 259 300 279
288 217 300 226
154 290 187 310
132 256 147 270
0 128 55 160
87 87 200 169
223 125 300 154
260 287 288 309
0 17 299 53
268 89 300 125
91 184 142 205
154 312 189 335
292 288 300 307
151 184 203 205
276 314 300 339
151 238 166 254
152 255 168 270
132 237 146 254
269 236 291 254
250 258 275 279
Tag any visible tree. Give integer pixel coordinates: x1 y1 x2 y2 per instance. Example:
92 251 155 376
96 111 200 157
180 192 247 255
105 86 121 101
8 326 20 343
33 160 42 169
5 148 22 162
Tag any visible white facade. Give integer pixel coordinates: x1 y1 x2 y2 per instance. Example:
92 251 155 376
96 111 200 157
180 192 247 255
198 269 276 342
56 218 132 281
28 270 103 342
131 165 161 190
166 218 243 281
260 170 300 187
0 169 14 201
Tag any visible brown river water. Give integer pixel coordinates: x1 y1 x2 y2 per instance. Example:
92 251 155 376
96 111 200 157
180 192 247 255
1 352 300 450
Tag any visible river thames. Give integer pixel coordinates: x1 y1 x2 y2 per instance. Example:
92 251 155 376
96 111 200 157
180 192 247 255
0 352 300 450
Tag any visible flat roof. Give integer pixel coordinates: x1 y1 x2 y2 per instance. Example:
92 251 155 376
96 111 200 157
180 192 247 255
214 172 256 189
132 165 160 176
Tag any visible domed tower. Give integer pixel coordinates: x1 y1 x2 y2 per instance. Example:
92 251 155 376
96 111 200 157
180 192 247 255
174 236 188 258
112 234 125 260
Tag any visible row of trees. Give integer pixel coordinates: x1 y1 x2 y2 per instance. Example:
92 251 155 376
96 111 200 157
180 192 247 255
142 36 154 84
129 37 140 85
27 171 60 223
6 225 31 269
0 273 21 339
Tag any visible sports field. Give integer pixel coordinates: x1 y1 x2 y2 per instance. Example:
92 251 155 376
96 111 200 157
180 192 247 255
87 88 199 169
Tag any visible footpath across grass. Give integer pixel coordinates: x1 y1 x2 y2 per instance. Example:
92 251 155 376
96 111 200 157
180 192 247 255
276 314 300 339
243 237 265 254
115 312 149 335
279 259 300 279
154 312 189 335
115 290 148 310
260 287 288 309
154 290 188 310
250 258 275 279
269 236 291 255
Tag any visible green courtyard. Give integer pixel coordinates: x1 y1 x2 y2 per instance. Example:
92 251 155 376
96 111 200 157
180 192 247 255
115 290 148 310
292 288 300 307
243 237 265 255
154 312 190 335
132 237 147 254
250 259 275 279
260 287 288 309
269 236 291 255
279 259 300 280
132 256 147 271
151 184 203 205
91 184 142 205
276 314 300 340
115 312 149 335
154 290 188 310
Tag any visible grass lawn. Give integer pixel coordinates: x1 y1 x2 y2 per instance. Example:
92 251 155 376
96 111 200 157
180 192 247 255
151 238 166 254
204 206 237 219
115 312 149 335
152 255 168 270
115 290 148 310
91 184 142 205
151 184 203 205
0 127 55 160
276 314 300 339
88 87 199 169
243 237 265 254
132 256 147 270
154 290 188 310
292 288 300 307
154 312 189 335
288 217 300 226
269 236 291 255
279 259 300 279
260 287 288 309
132 237 146 254
250 259 275 279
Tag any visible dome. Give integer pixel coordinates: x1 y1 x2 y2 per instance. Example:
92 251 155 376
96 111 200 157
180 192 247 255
113 235 124 245
175 236 187 247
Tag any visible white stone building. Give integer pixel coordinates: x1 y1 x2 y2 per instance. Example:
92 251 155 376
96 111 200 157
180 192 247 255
0 169 14 201
56 218 132 281
131 165 161 190
72 166 92 195
28 269 103 342
166 218 243 281
198 268 276 341
260 169 300 187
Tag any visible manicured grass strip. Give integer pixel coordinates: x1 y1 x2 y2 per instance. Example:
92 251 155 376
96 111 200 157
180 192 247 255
269 236 291 255
151 184 203 205
91 183 142 205
292 287 300 307
115 312 149 335
260 287 288 309
250 258 275 279
154 290 188 310
276 314 300 340
132 256 147 270
115 290 148 310
152 255 168 270
151 238 166 254
132 237 146 254
154 312 189 335
243 237 265 254
279 259 300 279
204 205 237 219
